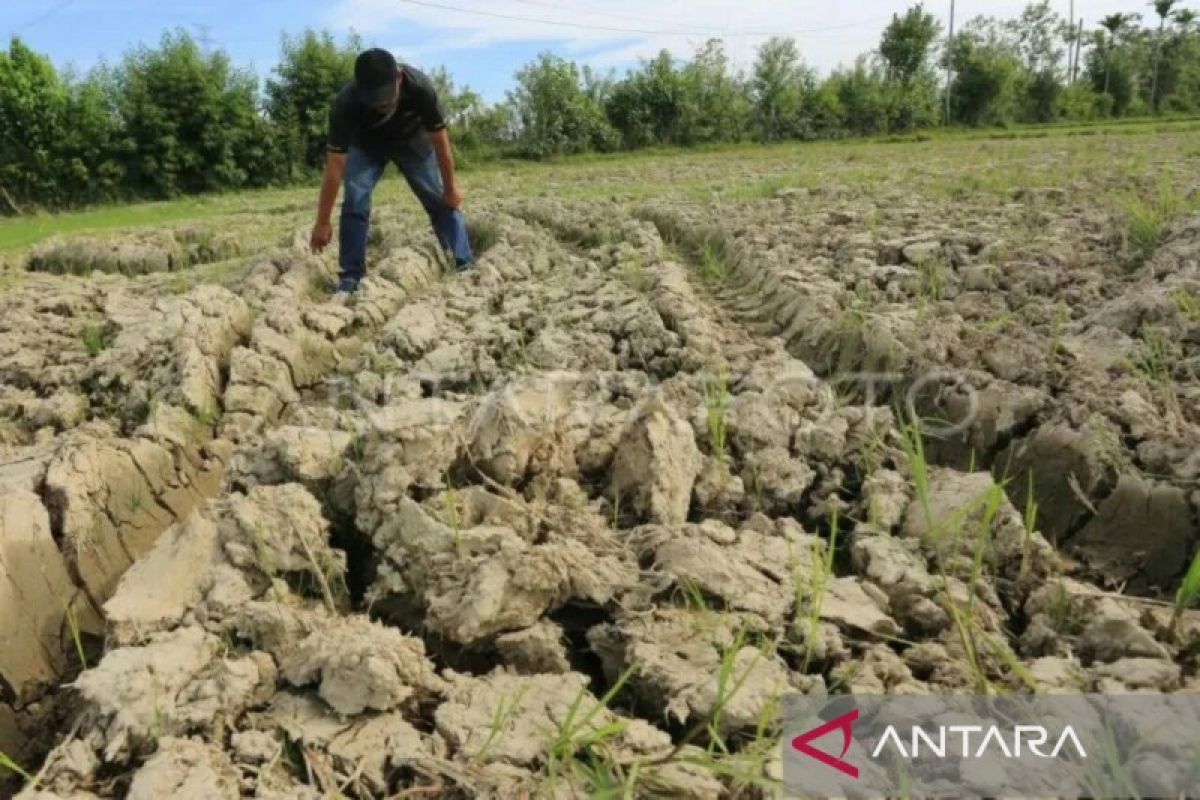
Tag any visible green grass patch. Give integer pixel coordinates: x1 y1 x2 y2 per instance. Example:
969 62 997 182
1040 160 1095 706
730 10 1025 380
0 186 306 252
81 322 115 357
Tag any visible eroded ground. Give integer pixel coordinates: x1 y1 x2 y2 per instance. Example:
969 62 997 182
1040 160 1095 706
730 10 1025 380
1 128 1199 798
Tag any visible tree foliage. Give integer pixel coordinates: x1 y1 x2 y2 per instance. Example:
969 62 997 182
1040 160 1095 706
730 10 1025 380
3 2 1200 212
266 29 361 173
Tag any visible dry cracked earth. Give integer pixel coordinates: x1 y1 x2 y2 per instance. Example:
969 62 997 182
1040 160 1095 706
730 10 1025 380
1 131 1199 798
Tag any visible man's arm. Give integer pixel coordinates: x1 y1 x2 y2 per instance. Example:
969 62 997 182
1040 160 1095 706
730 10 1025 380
430 128 462 209
310 151 346 253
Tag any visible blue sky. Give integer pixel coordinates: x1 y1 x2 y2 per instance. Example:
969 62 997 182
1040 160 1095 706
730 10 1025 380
1 0 1156 102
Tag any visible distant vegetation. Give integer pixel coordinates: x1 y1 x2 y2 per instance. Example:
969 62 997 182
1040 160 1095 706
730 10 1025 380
1 0 1198 212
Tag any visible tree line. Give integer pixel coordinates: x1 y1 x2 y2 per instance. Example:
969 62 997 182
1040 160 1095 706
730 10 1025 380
1 1 1197 212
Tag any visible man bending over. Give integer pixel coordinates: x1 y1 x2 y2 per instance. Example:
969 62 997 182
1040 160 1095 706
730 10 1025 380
310 48 472 292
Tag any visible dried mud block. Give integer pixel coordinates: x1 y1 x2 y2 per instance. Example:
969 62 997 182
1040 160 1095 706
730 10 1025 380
637 519 818 626
818 577 901 637
45 433 225 602
608 394 702 525
280 616 443 716
218 484 343 589
75 627 275 762
125 737 240 800
902 467 1059 584
354 400 466 534
589 609 807 733
75 627 216 758
221 347 299 426
1021 578 1169 663
371 498 636 646
466 371 581 486
1092 658 1182 692
1067 474 1196 591
999 424 1112 541
434 671 669 766
495 620 572 674
230 426 351 490
0 491 90 699
327 713 430 791
104 513 221 644
425 531 635 645
251 323 337 390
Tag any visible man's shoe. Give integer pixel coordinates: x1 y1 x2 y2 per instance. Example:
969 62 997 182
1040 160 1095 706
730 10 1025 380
455 257 474 272
335 277 360 294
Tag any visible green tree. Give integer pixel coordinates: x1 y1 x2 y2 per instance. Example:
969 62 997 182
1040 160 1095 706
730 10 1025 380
115 30 272 197
1086 13 1143 115
0 37 70 209
606 50 686 148
61 67 124 203
265 29 360 173
428 66 512 162
830 57 890 134
1098 13 1138 96
1150 0 1181 110
879 4 942 84
1157 9 1200 111
508 52 616 157
751 37 807 140
877 6 942 131
679 39 751 144
946 21 1024 125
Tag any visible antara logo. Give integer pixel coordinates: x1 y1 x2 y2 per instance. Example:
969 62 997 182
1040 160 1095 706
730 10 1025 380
871 724 1088 759
790 707 1089 779
791 708 860 779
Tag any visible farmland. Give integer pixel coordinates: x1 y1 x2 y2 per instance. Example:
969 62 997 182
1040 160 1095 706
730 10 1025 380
1 123 1199 798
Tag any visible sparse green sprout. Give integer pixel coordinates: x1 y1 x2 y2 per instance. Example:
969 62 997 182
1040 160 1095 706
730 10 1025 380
698 238 731 283
473 686 528 765
619 254 651 292
1020 471 1039 580
701 369 729 462
444 485 467 561
708 627 752 742
306 271 334 301
1131 327 1171 386
800 509 839 672
1174 287 1200 323
1171 550 1200 635
64 601 88 670
127 483 147 514
966 483 1004 609
0 749 33 784
915 256 945 309
684 578 716 615
898 418 933 534
1122 181 1186 270
81 323 113 357
1049 302 1071 358
546 662 640 788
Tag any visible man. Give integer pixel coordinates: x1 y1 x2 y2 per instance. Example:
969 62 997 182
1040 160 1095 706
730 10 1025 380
310 48 472 292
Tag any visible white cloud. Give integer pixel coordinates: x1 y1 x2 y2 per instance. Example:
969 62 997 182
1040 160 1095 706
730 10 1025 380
326 0 1151 75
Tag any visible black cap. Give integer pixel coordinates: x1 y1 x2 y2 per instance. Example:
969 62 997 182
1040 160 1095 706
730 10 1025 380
355 48 399 107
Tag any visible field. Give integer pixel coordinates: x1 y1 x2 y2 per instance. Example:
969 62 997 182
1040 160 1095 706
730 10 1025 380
2 123 1200 798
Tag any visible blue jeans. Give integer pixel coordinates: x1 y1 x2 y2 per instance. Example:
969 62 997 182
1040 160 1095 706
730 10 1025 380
339 145 472 282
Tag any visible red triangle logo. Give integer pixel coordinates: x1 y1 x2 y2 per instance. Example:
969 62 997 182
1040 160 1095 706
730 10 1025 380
790 707 860 779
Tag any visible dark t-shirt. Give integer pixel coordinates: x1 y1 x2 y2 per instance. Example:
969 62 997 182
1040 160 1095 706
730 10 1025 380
327 64 446 159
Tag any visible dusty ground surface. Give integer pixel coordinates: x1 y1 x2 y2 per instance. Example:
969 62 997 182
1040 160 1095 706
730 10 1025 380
1 129 1199 798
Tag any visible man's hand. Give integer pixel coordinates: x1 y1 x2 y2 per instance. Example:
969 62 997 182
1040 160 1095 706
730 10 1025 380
442 184 463 209
310 220 333 254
